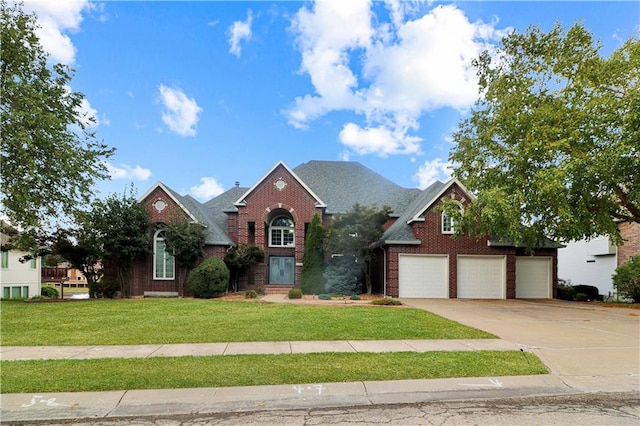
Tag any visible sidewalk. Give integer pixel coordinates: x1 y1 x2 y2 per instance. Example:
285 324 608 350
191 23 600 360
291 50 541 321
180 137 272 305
0 338 522 361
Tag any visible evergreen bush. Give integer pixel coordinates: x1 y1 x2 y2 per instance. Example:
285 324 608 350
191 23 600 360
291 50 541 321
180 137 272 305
288 288 302 299
41 286 59 298
612 256 640 302
323 255 364 295
187 257 230 299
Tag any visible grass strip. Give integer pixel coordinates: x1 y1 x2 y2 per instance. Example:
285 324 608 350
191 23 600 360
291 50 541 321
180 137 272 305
0 299 493 346
1 351 548 393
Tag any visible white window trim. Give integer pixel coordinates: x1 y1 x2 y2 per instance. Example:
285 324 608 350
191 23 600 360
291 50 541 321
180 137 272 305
442 202 463 235
269 216 295 248
153 230 175 280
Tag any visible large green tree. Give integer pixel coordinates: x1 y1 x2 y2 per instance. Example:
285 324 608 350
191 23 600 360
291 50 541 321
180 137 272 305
83 189 150 297
224 244 264 293
325 204 390 294
0 1 114 232
449 23 639 248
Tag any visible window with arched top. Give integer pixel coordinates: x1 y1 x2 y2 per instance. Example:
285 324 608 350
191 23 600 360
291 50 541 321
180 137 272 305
269 216 295 247
154 230 175 279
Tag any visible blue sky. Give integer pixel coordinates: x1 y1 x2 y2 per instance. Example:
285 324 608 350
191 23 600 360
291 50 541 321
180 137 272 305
24 1 639 202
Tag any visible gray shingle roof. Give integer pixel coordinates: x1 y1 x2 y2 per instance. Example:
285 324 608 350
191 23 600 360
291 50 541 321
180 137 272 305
293 160 421 215
160 185 235 246
381 181 446 243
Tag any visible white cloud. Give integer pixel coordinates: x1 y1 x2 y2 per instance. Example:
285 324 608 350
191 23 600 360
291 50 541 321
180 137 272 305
286 2 507 157
24 0 93 65
107 163 152 181
228 10 253 57
157 85 202 137
190 177 225 201
413 158 453 189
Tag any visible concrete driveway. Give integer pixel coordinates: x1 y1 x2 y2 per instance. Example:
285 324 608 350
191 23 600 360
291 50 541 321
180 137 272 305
401 299 640 392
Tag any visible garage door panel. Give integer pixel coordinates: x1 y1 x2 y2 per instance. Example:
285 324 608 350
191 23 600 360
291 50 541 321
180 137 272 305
457 256 505 299
516 257 551 299
399 255 448 298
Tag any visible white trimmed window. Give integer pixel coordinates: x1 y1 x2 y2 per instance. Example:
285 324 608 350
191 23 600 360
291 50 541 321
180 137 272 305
1 251 8 269
442 213 456 234
442 202 462 234
269 216 295 247
154 230 175 280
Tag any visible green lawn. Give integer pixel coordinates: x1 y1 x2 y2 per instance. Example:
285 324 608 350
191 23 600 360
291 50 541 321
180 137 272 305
0 299 494 346
0 351 548 393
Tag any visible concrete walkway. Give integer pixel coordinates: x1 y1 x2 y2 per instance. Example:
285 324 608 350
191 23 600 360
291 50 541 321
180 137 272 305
1 298 638 423
0 338 522 361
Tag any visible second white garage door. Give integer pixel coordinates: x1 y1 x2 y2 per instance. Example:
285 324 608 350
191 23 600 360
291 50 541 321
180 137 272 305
457 256 506 299
398 254 449 298
516 257 552 299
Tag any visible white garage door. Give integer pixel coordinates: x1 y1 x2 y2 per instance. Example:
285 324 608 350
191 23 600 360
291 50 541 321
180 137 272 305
516 257 552 299
399 255 448 298
457 256 506 299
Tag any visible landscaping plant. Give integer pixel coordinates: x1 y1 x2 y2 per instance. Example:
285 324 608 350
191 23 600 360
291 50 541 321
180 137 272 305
187 257 230 299
612 256 640 302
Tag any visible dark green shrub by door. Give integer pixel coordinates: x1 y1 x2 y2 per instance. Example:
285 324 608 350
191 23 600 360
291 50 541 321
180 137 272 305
187 257 230 299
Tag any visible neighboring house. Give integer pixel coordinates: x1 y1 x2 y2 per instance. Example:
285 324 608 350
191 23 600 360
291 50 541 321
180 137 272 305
558 222 640 297
0 229 41 299
125 160 558 299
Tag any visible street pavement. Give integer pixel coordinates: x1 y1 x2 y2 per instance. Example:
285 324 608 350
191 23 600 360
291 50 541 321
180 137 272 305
1 297 638 423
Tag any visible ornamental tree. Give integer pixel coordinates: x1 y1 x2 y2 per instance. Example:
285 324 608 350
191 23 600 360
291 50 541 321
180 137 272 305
1 1 114 234
449 23 639 248
300 213 325 295
325 204 391 294
161 218 206 296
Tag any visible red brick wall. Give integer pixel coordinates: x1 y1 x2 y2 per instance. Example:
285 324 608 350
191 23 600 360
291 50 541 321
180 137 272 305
233 164 324 287
380 183 557 299
618 222 640 267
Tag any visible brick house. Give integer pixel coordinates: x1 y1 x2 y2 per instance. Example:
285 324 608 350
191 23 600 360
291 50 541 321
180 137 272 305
130 160 559 299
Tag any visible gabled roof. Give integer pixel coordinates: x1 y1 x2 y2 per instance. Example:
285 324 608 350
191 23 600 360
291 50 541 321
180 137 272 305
140 182 198 223
293 161 421 215
234 160 326 208
380 180 446 244
140 182 235 246
407 178 473 224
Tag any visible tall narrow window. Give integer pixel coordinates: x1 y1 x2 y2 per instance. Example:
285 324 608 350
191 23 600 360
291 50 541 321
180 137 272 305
269 216 294 247
442 213 455 234
30 258 37 269
154 230 175 279
1 251 8 269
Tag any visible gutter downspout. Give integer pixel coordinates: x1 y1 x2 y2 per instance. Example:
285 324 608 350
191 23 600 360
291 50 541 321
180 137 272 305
383 246 387 298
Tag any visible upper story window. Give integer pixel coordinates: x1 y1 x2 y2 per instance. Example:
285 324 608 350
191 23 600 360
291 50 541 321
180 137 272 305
269 216 294 247
442 213 456 234
442 202 462 234
1 251 8 269
30 258 36 269
154 230 175 280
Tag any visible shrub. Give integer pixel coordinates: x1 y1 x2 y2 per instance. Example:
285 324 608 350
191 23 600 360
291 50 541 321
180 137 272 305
612 256 640 303
370 298 402 306
556 283 576 301
41 286 60 298
575 293 588 302
95 281 119 299
187 257 230 299
323 255 364 295
571 284 600 301
254 286 266 296
318 293 332 300
350 294 360 300
244 290 258 299
288 288 302 299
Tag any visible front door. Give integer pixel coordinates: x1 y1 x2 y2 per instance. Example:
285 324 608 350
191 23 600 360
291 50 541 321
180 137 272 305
269 256 295 285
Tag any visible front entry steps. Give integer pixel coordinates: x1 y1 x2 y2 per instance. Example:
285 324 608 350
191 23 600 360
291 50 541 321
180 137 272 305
264 285 296 295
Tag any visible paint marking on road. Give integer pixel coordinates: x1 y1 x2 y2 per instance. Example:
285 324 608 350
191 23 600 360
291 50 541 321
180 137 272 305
459 378 503 388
